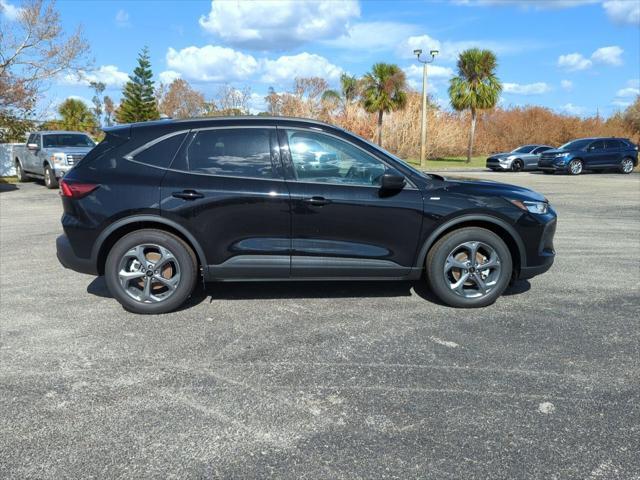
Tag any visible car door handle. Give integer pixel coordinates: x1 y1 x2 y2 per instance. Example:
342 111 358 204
172 190 204 200
303 196 331 206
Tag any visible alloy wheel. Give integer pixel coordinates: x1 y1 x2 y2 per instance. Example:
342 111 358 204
621 158 634 173
444 241 502 299
569 160 582 175
117 244 181 303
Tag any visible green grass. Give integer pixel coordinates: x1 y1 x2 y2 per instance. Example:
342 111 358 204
0 176 19 184
405 156 487 170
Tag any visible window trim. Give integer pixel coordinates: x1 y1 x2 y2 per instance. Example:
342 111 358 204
278 126 418 190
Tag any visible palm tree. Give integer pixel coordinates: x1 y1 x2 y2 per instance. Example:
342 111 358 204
361 63 407 146
448 48 502 163
322 73 360 105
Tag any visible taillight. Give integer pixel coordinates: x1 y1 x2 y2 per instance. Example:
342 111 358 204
60 179 99 199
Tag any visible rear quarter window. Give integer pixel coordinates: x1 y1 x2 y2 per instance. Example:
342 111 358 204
128 132 187 169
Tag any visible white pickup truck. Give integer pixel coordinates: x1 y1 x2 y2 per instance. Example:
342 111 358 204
14 130 96 189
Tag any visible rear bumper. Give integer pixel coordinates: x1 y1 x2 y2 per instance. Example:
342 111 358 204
56 234 97 275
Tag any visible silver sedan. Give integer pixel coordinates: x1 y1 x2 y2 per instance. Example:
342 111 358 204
486 145 554 172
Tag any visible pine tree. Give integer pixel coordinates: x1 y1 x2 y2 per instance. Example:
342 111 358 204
116 47 159 123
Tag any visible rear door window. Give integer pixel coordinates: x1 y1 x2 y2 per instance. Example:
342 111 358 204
589 140 605 151
185 128 275 179
605 139 624 150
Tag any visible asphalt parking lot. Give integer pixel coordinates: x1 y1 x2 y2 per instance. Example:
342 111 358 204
1 171 639 479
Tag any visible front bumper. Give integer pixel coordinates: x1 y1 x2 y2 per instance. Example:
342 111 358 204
56 234 97 275
486 158 511 170
517 214 557 280
53 166 72 179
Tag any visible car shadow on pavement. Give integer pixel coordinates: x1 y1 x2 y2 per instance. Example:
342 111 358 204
87 276 531 309
0 183 19 193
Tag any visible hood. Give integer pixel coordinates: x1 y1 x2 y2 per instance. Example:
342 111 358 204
444 177 547 202
42 146 94 155
540 148 570 155
488 152 515 159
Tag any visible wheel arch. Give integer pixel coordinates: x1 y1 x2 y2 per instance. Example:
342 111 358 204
93 215 207 275
416 215 526 276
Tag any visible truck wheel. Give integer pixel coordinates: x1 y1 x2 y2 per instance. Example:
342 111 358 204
15 161 28 182
44 165 58 189
426 227 512 308
105 229 198 314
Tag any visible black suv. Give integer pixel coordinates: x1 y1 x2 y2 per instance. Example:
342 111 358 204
56 117 557 314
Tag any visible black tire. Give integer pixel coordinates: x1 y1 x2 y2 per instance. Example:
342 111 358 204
567 159 583 175
426 227 513 308
511 159 523 172
44 165 59 189
619 157 634 174
105 229 198 314
542 170 555 175
15 160 28 182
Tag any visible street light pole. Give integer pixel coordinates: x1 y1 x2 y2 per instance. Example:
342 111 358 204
413 49 439 169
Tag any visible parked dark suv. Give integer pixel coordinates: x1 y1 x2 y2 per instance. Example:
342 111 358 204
56 117 557 314
538 137 638 175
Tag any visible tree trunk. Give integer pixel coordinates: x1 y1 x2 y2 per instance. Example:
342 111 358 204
377 110 383 146
466 108 477 163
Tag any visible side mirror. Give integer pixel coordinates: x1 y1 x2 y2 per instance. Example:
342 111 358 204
27 143 39 151
380 171 406 190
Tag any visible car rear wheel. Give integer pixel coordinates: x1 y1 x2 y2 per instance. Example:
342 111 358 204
105 229 198 314
568 159 583 175
426 227 512 308
619 157 634 174
15 161 28 182
44 165 58 189
511 159 523 172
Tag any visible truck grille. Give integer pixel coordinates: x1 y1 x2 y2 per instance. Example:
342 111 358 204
65 154 85 165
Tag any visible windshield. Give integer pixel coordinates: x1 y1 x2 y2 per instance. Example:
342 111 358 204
43 134 95 148
559 139 591 150
511 145 536 154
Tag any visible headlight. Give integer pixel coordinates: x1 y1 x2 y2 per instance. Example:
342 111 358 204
555 152 570 157
509 199 549 214
50 153 67 166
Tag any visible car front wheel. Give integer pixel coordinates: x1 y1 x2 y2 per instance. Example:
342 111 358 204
568 159 583 175
105 229 198 314
426 227 513 308
619 157 634 174
44 165 58 189
511 159 523 172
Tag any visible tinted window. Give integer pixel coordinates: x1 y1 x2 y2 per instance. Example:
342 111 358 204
27 134 35 145
560 139 591 150
589 140 605 151
132 132 187 169
285 129 388 186
605 139 624 149
186 128 273 179
534 146 551 154
512 145 536 154
43 134 95 148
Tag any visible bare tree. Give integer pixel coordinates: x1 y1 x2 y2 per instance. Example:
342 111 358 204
103 95 115 126
215 85 251 115
157 78 205 119
0 0 90 114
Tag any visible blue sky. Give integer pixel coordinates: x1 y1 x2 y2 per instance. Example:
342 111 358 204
3 0 639 118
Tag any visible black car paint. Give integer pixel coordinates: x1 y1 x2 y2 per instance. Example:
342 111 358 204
57 117 556 283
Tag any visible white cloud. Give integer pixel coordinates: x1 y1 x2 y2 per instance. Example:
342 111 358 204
603 0 640 25
248 92 268 114
326 21 419 51
503 82 551 95
615 79 640 97
115 9 130 28
591 45 623 66
159 70 182 85
561 79 573 91
0 0 22 20
398 34 442 59
61 65 129 87
404 64 454 80
558 53 592 71
198 0 360 49
166 45 259 82
261 52 342 84
560 103 587 115
612 99 631 107
558 45 624 71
